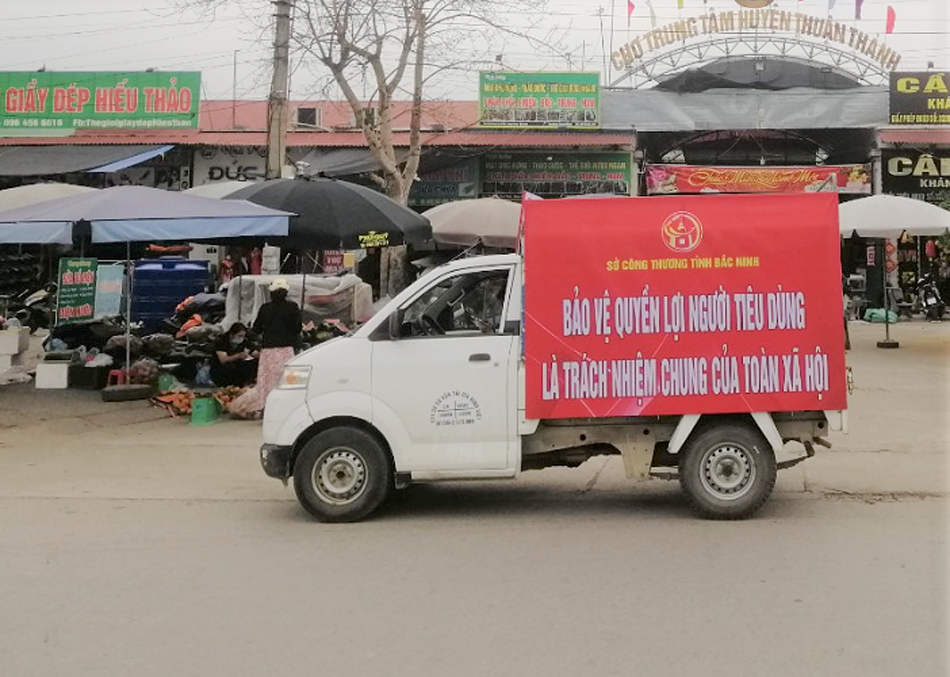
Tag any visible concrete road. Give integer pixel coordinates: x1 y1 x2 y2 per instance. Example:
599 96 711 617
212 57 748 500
0 321 947 677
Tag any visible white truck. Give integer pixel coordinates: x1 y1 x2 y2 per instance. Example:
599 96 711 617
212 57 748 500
260 194 849 522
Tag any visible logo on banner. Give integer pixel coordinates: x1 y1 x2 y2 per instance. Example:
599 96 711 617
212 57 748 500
734 0 774 7
661 211 704 253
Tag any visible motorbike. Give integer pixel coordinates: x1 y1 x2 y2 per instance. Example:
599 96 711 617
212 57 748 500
916 272 945 321
9 281 56 333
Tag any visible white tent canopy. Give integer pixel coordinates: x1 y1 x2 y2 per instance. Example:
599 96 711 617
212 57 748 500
183 181 256 199
839 194 950 239
0 183 97 213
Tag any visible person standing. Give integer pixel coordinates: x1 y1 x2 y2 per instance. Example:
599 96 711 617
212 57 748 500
229 278 302 417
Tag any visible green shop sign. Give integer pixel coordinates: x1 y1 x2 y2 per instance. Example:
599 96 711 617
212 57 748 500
481 152 631 184
478 71 600 129
1 71 201 132
56 258 98 325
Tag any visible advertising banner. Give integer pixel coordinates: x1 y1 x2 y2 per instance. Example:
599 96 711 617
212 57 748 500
889 71 950 126
523 194 847 419
646 164 872 194
1 71 201 132
882 149 950 205
57 258 98 325
478 71 599 129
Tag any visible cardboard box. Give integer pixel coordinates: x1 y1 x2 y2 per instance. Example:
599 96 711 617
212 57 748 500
35 362 69 389
0 328 29 355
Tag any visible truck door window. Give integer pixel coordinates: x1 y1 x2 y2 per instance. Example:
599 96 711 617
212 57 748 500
402 269 509 338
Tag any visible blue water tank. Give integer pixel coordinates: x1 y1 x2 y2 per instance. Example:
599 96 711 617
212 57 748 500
132 259 209 333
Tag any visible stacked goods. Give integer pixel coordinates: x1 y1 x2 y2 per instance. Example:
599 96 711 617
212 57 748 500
213 385 249 412
152 385 249 417
152 388 197 416
127 358 160 385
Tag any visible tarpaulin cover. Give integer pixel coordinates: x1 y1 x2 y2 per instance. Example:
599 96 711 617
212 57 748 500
224 274 374 327
522 193 848 419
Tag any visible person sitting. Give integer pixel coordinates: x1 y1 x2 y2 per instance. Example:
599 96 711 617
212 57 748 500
211 322 258 387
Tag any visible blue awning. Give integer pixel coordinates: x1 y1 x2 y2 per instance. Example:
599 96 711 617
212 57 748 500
86 145 175 173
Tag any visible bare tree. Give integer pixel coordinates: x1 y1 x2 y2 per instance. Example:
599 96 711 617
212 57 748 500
293 0 564 205
175 0 567 293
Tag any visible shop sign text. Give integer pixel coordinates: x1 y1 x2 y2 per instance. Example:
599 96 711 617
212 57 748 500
0 72 200 133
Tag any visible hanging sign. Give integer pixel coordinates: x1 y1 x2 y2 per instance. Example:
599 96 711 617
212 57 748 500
56 258 98 325
94 264 125 318
646 164 872 194
478 72 600 129
482 152 631 184
522 194 847 419
888 72 950 126
0 71 201 133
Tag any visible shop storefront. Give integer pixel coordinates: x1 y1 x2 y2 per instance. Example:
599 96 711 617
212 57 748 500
878 70 950 294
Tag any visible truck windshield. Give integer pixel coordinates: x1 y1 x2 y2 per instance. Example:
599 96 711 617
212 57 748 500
402 269 509 337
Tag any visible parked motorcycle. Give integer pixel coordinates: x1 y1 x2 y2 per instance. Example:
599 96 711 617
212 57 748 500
916 272 945 321
9 281 56 333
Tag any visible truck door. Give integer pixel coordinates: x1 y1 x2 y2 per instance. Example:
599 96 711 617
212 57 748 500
371 265 517 472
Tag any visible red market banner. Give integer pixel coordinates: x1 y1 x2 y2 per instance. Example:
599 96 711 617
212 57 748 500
646 164 872 194
522 193 847 419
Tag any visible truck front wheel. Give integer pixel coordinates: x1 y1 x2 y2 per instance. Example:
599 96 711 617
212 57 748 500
678 422 776 520
293 427 392 522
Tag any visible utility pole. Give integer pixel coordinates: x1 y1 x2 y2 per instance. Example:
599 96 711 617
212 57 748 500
266 0 292 179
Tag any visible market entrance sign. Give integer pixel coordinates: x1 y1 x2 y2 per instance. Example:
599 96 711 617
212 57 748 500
1 72 200 132
478 72 599 129
56 258 98 325
611 10 901 73
889 71 950 125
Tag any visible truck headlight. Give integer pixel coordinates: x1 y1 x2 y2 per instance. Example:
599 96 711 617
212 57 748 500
278 365 311 390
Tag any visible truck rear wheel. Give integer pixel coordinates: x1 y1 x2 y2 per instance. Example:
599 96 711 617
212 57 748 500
293 427 392 523
678 422 776 520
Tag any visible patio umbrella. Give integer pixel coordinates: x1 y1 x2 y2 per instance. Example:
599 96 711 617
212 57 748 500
839 194 950 239
224 177 431 249
424 197 521 249
0 185 292 244
0 183 97 212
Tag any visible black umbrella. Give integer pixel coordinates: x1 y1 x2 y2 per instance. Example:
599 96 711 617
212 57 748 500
224 177 430 250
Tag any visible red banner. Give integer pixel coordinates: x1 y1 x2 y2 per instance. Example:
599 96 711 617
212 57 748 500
523 194 847 419
646 164 872 195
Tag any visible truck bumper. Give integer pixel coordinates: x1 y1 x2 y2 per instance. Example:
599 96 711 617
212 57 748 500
260 443 293 480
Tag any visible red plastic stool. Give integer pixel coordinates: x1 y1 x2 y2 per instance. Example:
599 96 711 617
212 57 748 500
106 369 127 386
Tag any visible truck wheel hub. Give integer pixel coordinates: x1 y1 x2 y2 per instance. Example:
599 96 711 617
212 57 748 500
314 449 366 504
700 445 754 500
